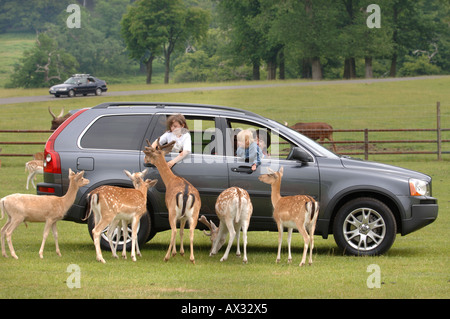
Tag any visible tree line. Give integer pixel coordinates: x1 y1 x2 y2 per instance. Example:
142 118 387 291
2 0 449 88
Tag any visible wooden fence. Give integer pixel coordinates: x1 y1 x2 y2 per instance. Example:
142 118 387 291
0 127 448 161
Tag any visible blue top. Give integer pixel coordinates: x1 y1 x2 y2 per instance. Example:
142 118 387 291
236 142 263 166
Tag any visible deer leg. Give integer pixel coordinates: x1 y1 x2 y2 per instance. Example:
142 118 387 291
221 218 236 262
242 222 249 264
308 221 317 266
276 222 283 263
121 220 128 259
131 216 140 262
164 212 177 262
38 220 53 259
107 219 120 259
92 218 112 264
5 217 22 259
235 224 241 257
297 224 310 267
51 222 61 257
1 216 12 257
287 227 293 263
189 218 197 264
179 219 186 257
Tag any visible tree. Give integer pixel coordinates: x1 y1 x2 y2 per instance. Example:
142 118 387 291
121 0 210 84
7 33 78 88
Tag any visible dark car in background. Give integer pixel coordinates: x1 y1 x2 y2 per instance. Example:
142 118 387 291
49 74 107 97
36 102 438 256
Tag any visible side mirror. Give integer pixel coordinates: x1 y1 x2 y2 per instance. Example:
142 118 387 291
289 147 314 163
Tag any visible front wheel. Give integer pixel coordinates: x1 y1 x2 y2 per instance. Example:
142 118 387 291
333 197 397 256
87 211 152 252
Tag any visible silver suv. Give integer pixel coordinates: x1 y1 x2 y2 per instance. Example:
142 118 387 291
37 102 438 256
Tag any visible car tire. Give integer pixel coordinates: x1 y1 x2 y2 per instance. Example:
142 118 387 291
333 197 397 256
87 210 152 252
68 90 75 98
95 88 102 96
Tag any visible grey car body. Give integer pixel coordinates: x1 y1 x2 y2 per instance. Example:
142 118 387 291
37 102 438 256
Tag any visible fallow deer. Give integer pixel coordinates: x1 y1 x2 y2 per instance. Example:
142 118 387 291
199 187 253 263
48 107 71 130
143 138 201 264
1 169 89 259
85 170 157 263
286 121 337 152
258 166 319 266
25 160 44 190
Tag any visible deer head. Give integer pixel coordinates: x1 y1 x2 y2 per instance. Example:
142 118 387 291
143 138 176 166
68 168 90 188
49 107 71 130
199 215 227 255
124 169 149 188
258 166 284 185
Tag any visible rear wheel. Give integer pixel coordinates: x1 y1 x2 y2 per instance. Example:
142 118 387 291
333 197 397 256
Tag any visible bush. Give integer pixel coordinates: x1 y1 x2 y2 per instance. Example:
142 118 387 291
398 55 442 77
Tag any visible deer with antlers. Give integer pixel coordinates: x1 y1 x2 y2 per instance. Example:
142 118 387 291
199 187 253 263
259 166 319 266
143 138 201 264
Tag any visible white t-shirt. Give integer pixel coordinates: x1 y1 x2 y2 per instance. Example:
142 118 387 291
159 129 192 153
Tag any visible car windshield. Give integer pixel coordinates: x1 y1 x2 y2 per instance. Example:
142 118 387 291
268 119 339 158
64 77 81 84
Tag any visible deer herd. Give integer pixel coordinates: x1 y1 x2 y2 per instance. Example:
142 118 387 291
0 108 323 267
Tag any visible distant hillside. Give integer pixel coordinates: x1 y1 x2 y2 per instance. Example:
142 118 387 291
0 33 36 87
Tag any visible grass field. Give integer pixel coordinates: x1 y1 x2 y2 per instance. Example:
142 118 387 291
0 77 449 299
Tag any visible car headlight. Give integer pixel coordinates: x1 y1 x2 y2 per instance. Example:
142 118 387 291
409 178 430 196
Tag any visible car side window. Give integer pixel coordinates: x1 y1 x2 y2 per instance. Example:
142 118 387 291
226 119 295 160
148 114 221 155
80 115 151 150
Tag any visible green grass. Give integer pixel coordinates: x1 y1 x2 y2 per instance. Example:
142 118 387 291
0 77 449 299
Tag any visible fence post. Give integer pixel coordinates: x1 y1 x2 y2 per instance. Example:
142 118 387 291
364 128 369 160
437 101 442 161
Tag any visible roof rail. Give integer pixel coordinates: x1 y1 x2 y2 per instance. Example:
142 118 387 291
91 101 263 118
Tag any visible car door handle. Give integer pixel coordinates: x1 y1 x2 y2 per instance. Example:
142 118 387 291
231 166 254 174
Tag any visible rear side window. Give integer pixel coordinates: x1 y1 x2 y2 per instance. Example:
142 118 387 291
80 115 151 150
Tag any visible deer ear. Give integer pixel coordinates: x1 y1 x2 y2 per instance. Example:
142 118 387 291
124 170 133 179
146 179 158 187
69 168 75 176
279 166 284 176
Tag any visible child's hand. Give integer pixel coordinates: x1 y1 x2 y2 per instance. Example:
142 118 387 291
167 160 175 168
251 163 257 171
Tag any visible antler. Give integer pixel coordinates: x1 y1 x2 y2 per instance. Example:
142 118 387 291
199 215 213 236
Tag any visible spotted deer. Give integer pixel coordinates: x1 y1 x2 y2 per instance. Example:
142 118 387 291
199 186 253 263
85 170 157 263
259 166 319 266
25 160 44 190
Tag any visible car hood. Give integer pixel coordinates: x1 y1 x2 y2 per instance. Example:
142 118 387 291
340 157 431 181
50 83 73 89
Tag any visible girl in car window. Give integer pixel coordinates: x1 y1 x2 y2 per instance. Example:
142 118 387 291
152 113 191 169
236 129 263 171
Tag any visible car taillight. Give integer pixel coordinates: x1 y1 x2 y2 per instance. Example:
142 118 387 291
37 186 55 193
44 109 88 174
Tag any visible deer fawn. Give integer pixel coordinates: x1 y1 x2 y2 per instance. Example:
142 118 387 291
259 166 319 266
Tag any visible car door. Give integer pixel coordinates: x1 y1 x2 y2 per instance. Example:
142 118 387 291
223 117 320 231
139 113 228 219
